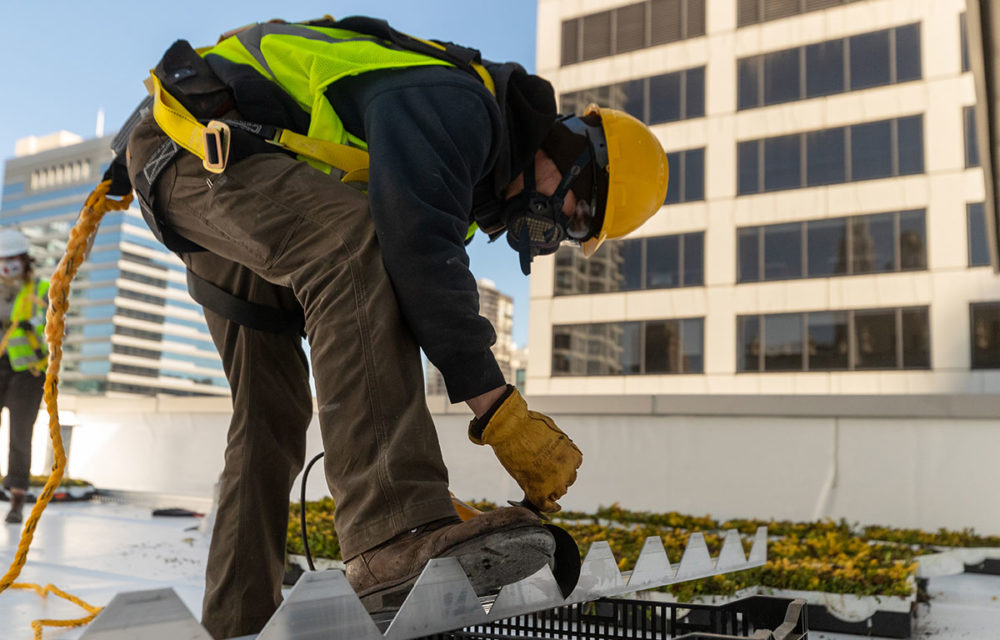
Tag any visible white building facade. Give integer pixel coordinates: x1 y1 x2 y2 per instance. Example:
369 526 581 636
531 0 1000 398
1 133 227 396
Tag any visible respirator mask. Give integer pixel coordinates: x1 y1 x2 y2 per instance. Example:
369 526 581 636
0 257 24 285
505 114 607 275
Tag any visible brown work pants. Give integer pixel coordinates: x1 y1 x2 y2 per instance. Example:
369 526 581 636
127 116 456 639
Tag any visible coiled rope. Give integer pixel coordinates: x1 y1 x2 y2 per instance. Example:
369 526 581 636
0 179 133 638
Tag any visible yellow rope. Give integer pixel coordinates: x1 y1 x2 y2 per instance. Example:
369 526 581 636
0 179 132 638
9 583 103 640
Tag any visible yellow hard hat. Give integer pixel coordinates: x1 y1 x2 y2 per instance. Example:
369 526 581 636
580 105 669 257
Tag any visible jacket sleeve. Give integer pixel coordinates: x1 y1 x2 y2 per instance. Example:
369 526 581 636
358 73 507 403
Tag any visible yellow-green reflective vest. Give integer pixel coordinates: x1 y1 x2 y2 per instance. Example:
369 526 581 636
201 23 480 240
7 278 48 372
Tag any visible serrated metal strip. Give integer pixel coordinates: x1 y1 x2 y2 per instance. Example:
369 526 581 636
82 528 768 640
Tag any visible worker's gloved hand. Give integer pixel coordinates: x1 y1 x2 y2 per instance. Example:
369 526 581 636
17 321 32 332
469 386 582 513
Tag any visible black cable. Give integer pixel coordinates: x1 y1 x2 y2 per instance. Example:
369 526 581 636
300 451 325 571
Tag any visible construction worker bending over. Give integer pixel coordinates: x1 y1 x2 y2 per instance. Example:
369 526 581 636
122 16 667 639
0 230 49 525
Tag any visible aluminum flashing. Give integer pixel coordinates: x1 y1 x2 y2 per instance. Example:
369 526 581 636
79 588 212 640
79 527 766 639
257 571 382 640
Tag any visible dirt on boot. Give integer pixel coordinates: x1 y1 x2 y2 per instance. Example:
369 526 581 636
346 506 556 612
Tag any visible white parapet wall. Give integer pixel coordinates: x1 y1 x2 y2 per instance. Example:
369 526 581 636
4 393 998 535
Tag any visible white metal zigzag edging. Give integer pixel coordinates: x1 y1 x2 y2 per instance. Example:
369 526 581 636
79 527 768 640
255 526 768 640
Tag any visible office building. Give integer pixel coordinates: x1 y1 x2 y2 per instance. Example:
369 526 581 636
1 132 227 396
532 0 1000 396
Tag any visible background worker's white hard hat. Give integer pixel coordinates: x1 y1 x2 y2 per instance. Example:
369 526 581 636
0 229 31 258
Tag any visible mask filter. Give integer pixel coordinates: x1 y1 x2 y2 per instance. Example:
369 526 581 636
506 193 568 275
505 150 592 275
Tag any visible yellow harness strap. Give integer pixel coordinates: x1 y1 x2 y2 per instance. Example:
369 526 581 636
146 73 370 180
412 36 496 96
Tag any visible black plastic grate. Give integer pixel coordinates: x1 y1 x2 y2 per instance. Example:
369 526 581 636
423 595 808 640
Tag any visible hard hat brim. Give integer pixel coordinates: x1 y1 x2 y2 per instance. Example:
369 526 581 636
581 232 606 258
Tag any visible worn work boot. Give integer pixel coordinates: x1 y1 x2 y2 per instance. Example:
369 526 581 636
5 489 26 525
345 506 555 612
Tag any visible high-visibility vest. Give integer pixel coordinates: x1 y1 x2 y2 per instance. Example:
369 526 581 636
154 20 490 242
7 278 48 372
203 21 464 166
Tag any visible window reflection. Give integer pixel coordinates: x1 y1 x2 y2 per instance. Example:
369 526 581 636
850 30 891 90
854 310 897 369
808 312 849 369
764 313 803 371
764 223 802 280
552 318 704 375
738 315 761 372
738 307 930 372
852 214 895 273
740 117 922 195
738 24 921 109
971 303 1000 369
554 232 704 295
806 218 848 277
968 203 990 267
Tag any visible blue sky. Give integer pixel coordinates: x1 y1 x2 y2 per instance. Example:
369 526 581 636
0 0 539 347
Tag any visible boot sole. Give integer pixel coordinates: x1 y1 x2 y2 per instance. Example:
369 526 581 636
358 525 555 613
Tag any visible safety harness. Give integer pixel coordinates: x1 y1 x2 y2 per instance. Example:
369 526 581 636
107 16 496 335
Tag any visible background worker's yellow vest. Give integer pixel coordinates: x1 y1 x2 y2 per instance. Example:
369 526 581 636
7 278 48 372
203 23 455 167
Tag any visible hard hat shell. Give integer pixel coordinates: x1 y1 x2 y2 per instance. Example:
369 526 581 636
580 105 669 257
0 229 30 259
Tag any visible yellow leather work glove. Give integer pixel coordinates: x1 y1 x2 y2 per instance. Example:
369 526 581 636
468 386 583 513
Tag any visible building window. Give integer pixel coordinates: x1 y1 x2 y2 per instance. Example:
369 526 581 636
805 40 845 98
806 127 847 187
738 307 930 371
27 159 92 192
968 202 991 267
738 209 926 283
552 318 704 376
554 232 704 295
113 344 163 360
738 25 921 110
117 307 165 324
738 116 924 195
965 105 981 168
582 12 612 61
764 223 803 280
961 13 970 73
121 270 168 288
737 0 867 28
119 289 166 306
850 30 892 89
561 0 707 66
563 67 706 125
665 148 705 204
971 303 1000 369
115 325 163 341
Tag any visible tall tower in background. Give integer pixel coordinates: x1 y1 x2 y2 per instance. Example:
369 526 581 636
1 132 227 396
425 278 516 396
532 0 1000 396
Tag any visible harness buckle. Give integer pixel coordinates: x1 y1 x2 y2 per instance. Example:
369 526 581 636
202 120 231 174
